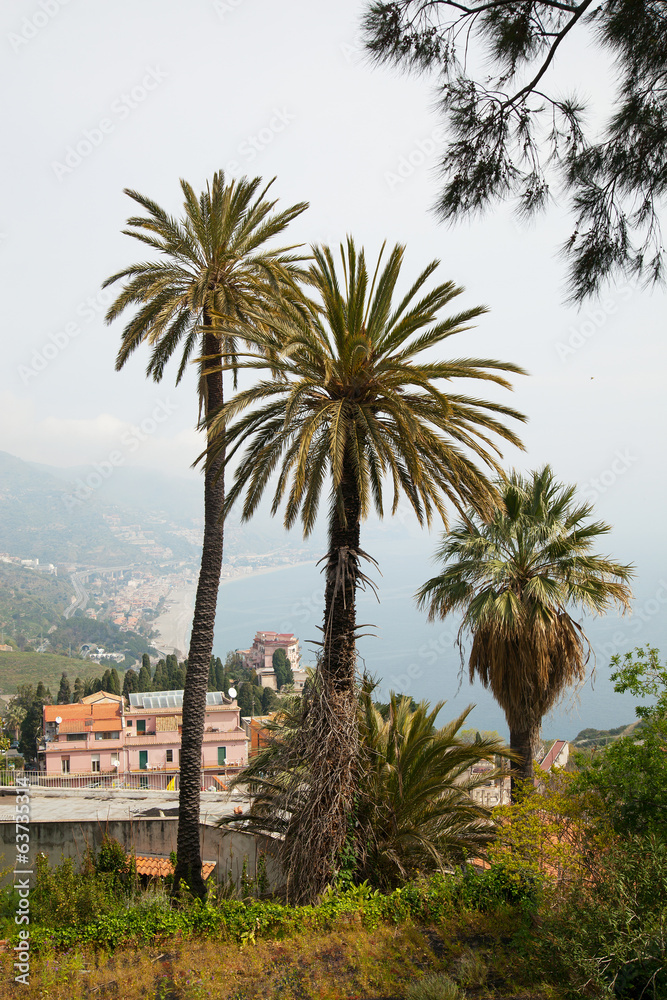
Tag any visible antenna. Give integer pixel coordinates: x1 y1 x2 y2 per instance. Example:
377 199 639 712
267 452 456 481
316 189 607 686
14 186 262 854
228 687 237 700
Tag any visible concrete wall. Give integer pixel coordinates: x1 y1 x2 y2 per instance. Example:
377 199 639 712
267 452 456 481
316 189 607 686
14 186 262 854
0 819 281 891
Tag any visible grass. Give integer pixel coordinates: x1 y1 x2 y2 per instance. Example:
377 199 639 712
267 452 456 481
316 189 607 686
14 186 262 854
0 913 557 1000
0 650 102 695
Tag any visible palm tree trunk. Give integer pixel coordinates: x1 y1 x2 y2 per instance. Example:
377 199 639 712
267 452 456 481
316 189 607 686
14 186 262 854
174 324 224 898
321 446 361 691
509 724 538 801
280 448 363 903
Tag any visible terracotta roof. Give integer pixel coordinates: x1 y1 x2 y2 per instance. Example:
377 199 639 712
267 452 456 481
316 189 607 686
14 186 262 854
58 719 89 734
81 691 123 705
90 720 122 733
132 855 216 880
540 740 568 772
45 704 121 723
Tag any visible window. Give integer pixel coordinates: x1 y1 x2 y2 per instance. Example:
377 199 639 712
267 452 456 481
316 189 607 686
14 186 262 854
61 757 70 774
66 733 86 742
127 719 133 726
166 749 173 763
95 731 120 741
91 755 101 773
217 746 227 766
136 720 146 734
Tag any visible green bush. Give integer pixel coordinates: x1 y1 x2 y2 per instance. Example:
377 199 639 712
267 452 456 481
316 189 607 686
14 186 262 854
13 869 526 954
31 853 119 926
456 861 539 911
543 834 667 999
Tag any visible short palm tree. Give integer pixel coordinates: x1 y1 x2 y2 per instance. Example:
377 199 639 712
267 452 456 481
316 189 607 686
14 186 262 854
224 681 511 892
206 238 526 900
103 171 308 897
416 466 634 792
355 688 510 887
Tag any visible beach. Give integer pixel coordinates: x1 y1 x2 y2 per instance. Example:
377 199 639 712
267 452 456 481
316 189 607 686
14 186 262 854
152 585 196 658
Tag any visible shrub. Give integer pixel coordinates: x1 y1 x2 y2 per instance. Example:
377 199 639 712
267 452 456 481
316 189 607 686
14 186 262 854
542 834 667 998
406 974 462 1000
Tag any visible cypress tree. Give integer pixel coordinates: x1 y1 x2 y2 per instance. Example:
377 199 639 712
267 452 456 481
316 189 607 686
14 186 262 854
57 672 71 705
137 663 153 692
122 669 139 699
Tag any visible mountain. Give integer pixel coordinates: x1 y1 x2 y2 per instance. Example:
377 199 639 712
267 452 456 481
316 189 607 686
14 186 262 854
0 451 319 567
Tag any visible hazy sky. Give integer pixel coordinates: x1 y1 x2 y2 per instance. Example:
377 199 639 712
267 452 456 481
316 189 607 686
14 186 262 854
1 0 666 728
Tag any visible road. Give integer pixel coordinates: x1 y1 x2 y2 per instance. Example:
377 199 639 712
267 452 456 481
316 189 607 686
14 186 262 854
63 572 89 619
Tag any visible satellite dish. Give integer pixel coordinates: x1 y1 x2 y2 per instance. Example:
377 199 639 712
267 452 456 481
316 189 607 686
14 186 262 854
228 687 237 699
112 760 120 768
55 716 62 725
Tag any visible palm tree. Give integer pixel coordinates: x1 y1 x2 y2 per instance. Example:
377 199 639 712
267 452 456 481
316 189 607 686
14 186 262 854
206 238 526 899
354 687 511 888
223 681 511 892
103 171 308 897
416 466 634 793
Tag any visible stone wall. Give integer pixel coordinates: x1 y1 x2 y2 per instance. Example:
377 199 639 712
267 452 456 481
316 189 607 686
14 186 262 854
0 819 281 890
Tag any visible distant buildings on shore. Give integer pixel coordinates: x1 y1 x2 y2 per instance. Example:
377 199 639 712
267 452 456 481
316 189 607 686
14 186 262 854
238 630 307 690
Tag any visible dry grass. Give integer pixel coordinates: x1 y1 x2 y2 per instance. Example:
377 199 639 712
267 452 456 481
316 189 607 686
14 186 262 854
0 911 559 1000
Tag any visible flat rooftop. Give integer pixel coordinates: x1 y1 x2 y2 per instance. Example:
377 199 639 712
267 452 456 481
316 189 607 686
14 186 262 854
0 787 250 825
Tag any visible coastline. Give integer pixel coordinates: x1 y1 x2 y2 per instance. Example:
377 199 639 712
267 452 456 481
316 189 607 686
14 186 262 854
152 559 317 658
219 558 316 587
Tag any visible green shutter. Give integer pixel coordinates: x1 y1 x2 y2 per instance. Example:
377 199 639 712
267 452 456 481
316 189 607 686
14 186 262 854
217 746 226 766
139 750 148 770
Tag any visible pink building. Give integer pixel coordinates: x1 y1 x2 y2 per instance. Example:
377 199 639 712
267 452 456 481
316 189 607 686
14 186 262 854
42 689 246 776
240 631 301 689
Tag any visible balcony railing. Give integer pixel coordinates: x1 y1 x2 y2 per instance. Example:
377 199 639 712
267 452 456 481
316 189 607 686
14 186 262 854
0 766 246 792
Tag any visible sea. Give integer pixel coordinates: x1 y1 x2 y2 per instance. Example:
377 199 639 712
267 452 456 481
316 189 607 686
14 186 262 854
214 527 666 742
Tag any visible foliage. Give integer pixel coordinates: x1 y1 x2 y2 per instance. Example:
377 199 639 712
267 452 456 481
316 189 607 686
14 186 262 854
542 834 667 999
362 1 667 301
272 648 293 690
0 651 104 697
225 679 513 892
12 869 528 954
211 237 526 538
0 562 74 648
486 773 603 893
31 853 122 928
406 974 462 1000
416 465 634 785
261 686 280 713
353 686 512 888
56 671 71 704
573 646 667 840
18 681 52 760
237 680 264 717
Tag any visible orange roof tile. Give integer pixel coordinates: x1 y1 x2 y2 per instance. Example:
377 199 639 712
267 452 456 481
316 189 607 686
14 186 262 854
45 703 121 723
131 855 215 880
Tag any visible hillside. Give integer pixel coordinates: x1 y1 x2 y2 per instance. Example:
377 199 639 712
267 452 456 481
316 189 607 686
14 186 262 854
572 722 640 748
0 650 105 696
0 451 299 567
0 561 74 642
0 451 146 565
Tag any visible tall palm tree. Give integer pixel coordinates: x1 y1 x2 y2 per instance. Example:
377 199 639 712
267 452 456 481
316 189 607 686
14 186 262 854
206 238 526 899
103 171 308 897
416 466 634 793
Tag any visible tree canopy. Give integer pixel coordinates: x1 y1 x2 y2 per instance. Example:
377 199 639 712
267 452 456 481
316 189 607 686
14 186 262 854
416 465 634 786
362 0 667 300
